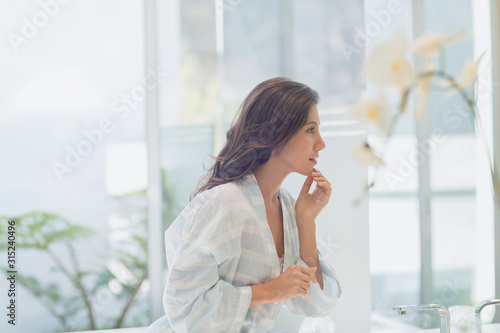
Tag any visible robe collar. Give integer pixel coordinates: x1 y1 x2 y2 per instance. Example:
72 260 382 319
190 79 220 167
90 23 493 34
238 170 288 276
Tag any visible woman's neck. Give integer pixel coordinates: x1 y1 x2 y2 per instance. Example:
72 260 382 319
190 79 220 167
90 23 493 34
251 159 289 205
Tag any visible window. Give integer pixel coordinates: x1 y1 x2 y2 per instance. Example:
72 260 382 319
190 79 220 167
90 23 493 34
368 0 498 329
0 1 149 332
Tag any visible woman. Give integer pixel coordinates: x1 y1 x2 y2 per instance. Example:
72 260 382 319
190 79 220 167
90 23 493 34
147 77 341 332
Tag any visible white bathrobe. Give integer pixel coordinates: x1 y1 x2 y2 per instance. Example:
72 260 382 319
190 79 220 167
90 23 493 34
146 171 342 333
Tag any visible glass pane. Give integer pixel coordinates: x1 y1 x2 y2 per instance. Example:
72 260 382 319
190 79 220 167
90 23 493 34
364 0 422 329
431 195 476 304
425 0 483 320
370 195 421 305
430 136 477 312
0 2 149 332
367 0 496 330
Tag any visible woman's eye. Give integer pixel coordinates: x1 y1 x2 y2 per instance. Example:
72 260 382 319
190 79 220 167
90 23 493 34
307 127 315 133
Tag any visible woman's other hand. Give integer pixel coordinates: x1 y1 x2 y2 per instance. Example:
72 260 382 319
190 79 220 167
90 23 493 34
268 265 318 302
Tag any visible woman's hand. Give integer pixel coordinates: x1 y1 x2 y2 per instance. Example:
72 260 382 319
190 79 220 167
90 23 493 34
295 168 332 224
268 265 318 302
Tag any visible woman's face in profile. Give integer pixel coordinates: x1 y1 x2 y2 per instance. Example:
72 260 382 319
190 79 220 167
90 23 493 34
273 105 326 176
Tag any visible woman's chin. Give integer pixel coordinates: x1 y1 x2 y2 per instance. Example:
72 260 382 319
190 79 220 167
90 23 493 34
296 168 314 177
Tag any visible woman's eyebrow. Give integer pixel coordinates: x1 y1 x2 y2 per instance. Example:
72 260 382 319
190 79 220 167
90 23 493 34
305 121 320 126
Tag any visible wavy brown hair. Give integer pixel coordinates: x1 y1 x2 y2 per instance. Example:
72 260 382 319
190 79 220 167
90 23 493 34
190 77 319 201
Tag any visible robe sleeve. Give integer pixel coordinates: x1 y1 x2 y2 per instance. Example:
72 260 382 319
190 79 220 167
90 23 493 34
284 248 342 317
163 192 253 332
281 188 342 317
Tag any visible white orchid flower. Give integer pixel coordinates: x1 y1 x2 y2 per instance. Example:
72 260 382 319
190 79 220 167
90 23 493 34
367 29 414 90
451 51 486 90
351 142 384 167
350 92 392 136
410 28 466 55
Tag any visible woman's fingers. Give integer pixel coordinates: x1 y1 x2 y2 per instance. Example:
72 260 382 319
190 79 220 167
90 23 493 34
312 175 331 184
280 265 320 300
314 180 330 188
312 169 331 187
308 268 318 284
313 177 331 185
300 175 314 194
297 266 318 284
310 267 318 284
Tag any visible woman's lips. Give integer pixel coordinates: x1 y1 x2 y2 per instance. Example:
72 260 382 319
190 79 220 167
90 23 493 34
309 158 317 164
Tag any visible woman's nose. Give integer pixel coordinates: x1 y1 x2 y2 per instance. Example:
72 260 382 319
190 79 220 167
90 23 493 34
316 132 326 150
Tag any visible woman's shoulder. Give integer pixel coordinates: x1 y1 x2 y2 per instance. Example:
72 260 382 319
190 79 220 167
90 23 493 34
198 179 249 204
187 179 254 219
167 179 255 238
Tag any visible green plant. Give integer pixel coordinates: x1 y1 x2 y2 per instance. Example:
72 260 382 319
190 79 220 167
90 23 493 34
0 209 147 332
0 167 185 332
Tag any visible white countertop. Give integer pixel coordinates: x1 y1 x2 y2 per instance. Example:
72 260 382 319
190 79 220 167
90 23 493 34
65 323 500 333
373 323 500 332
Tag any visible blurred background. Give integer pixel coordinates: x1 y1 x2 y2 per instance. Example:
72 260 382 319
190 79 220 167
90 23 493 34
0 0 498 332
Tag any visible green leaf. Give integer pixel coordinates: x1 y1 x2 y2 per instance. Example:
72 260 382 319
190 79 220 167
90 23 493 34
0 211 94 250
